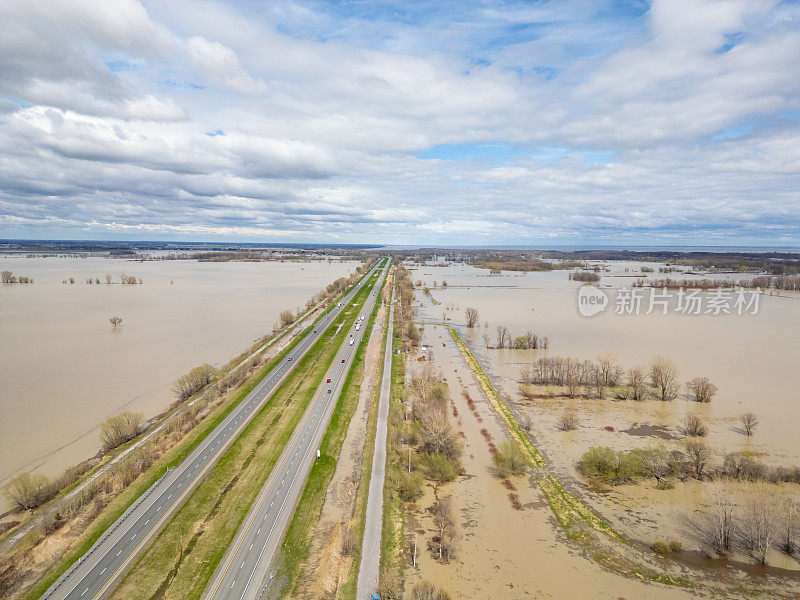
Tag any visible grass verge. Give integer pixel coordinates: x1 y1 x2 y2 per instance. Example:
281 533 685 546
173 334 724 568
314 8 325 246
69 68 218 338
378 309 406 590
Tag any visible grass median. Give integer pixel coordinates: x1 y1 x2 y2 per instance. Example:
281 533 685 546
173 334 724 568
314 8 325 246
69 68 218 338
106 270 379 600
378 308 406 591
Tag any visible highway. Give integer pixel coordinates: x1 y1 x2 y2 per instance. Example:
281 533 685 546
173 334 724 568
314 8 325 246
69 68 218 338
40 259 386 600
204 262 389 600
356 287 394 600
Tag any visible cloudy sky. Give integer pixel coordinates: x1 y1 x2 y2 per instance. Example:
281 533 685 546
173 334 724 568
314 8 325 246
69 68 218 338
1 0 799 245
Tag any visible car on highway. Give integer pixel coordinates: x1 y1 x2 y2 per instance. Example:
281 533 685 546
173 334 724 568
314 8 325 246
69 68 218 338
326 378 331 383
341 359 345 363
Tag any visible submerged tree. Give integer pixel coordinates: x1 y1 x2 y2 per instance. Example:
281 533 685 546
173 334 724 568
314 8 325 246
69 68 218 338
109 316 123 328
686 377 718 403
649 355 679 401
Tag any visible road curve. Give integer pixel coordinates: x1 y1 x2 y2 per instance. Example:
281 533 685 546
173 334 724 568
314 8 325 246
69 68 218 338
204 261 389 600
356 286 394 600
40 260 385 600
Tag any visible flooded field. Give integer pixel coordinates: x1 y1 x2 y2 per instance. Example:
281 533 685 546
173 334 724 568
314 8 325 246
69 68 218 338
0 256 355 494
399 261 800 597
412 262 800 462
405 325 702 600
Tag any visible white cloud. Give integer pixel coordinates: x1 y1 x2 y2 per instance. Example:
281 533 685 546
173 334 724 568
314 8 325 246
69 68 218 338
184 36 267 93
0 0 798 244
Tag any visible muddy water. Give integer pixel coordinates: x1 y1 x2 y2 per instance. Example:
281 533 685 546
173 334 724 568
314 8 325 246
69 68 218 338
0 256 355 493
413 263 800 462
405 326 699 600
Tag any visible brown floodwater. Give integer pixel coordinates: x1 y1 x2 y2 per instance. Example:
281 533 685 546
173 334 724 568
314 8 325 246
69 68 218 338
0 256 355 497
404 325 703 600
412 262 800 463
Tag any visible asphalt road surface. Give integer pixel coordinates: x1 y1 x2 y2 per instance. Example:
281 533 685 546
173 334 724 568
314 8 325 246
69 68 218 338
204 263 389 600
356 287 394 600
40 259 386 600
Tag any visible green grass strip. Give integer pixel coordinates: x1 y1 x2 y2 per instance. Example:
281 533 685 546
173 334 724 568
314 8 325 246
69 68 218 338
378 306 406 587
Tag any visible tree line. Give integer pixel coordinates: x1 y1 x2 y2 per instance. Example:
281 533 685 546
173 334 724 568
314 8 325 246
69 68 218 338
519 354 716 403
1 270 33 283
634 275 800 291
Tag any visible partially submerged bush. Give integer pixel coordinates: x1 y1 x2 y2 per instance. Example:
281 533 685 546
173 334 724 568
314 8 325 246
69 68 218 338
422 452 457 484
580 446 646 485
411 581 452 600
680 413 708 437
557 410 579 431
651 541 671 554
397 472 424 502
493 439 528 478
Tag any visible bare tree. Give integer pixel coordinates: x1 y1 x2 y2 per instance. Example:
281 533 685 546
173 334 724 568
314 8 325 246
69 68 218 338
628 366 647 401
566 376 580 398
649 355 679 401
105 273 113 284
740 412 759 436
279 309 295 327
686 377 718 403
100 412 144 450
4 472 51 510
521 412 534 432
429 496 456 562
597 353 623 387
482 334 490 348
465 307 479 328
1 270 15 283
639 447 671 485
172 363 216 400
557 410 579 431
709 481 735 554
524 330 538 349
680 413 708 437
685 440 711 479
109 316 123 328
495 325 510 348
744 488 778 564
781 494 798 555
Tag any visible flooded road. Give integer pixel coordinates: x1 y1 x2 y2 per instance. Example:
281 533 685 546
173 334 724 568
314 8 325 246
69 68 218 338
0 257 355 493
413 263 800 463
